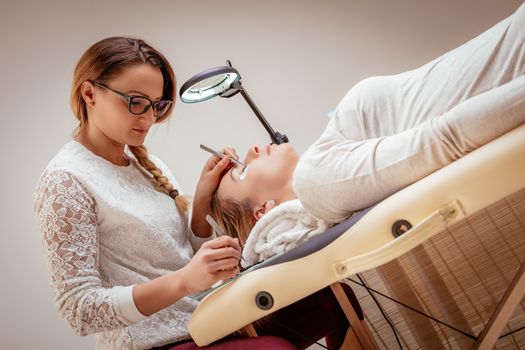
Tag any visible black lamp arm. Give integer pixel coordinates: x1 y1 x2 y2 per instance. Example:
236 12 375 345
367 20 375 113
226 81 288 144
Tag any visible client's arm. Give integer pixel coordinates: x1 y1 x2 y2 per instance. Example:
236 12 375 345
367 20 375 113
294 75 525 223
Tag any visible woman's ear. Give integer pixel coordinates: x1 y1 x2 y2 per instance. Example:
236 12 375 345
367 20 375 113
80 81 96 108
253 200 276 221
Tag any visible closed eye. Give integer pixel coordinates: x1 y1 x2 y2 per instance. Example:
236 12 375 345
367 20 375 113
230 164 249 182
239 165 249 181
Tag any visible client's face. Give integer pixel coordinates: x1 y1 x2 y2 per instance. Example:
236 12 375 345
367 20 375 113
217 143 299 206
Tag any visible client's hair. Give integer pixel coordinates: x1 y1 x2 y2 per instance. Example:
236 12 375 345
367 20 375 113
210 190 256 247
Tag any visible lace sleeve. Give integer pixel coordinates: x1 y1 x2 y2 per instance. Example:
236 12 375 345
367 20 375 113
34 170 133 336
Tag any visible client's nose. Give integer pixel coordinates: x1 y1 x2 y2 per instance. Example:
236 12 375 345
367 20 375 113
244 145 260 163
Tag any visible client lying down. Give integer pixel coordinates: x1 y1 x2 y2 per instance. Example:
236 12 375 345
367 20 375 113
210 3 525 266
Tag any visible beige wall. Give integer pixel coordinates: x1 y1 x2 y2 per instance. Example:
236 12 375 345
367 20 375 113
0 0 522 348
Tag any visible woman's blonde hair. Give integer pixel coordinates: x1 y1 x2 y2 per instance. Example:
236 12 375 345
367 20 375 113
210 190 256 247
70 36 189 212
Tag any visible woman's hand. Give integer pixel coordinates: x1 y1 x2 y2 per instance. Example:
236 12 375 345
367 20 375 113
133 235 241 316
191 147 239 237
180 236 242 294
195 146 239 199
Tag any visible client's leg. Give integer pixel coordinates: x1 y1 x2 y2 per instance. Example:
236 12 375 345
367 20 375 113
334 2 525 142
294 3 525 223
294 75 525 223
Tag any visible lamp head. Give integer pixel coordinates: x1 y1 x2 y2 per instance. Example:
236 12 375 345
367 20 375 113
180 66 241 103
179 62 289 144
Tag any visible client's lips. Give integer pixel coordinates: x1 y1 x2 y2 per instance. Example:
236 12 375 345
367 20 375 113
132 128 148 134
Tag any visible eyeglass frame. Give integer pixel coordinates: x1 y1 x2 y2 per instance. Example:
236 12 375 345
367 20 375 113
91 81 174 119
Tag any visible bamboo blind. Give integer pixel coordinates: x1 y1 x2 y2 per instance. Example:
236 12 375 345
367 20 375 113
347 188 525 349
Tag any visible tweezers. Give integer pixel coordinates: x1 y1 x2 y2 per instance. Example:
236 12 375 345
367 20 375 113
200 144 245 168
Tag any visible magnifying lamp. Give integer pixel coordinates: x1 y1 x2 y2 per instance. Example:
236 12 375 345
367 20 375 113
179 61 289 145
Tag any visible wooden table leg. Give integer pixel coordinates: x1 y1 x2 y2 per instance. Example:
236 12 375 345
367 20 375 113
242 322 258 337
471 261 525 350
331 282 379 350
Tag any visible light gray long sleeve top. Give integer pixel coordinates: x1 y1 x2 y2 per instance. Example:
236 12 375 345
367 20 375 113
293 3 525 223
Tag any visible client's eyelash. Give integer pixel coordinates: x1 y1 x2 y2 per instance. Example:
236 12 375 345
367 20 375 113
239 165 249 181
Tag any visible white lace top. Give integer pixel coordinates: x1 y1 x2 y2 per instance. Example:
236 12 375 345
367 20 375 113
34 140 206 350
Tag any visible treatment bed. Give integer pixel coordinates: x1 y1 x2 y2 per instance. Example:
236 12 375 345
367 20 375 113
188 123 525 349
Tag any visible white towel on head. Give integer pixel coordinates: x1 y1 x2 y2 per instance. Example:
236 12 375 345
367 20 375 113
242 199 330 267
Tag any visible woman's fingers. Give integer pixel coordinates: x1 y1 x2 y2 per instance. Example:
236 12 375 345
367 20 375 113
185 236 243 292
208 257 241 272
201 238 242 272
204 155 233 179
222 146 239 160
194 156 232 201
213 155 233 175
213 267 240 281
202 153 223 172
201 246 241 262
204 235 242 251
199 146 239 185
201 146 238 178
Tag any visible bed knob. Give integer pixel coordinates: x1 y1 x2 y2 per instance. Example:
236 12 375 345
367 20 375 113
392 219 413 237
255 291 274 310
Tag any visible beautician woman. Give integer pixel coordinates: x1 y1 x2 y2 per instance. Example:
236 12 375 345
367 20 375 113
34 36 356 350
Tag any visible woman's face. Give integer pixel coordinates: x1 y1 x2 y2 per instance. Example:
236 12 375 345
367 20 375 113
217 143 299 206
89 64 164 146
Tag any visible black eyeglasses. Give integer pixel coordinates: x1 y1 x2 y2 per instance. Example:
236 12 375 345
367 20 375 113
93 82 173 119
